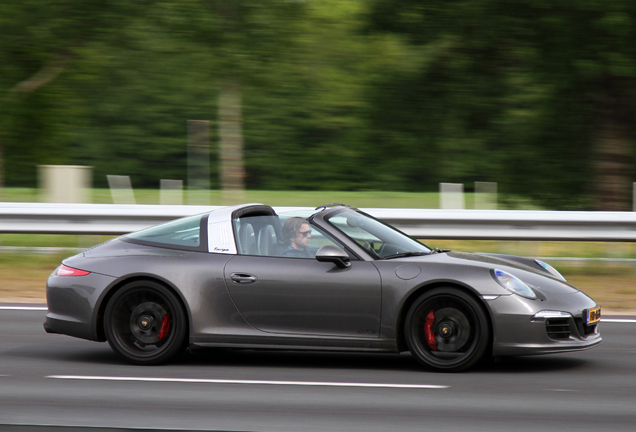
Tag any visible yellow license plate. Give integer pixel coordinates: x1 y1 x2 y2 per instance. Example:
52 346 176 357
586 307 601 325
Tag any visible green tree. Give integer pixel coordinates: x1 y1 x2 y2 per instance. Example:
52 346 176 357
523 1 636 210
0 0 147 187
1 0 312 193
367 0 636 209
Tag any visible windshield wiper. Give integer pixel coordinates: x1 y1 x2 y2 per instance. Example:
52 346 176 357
384 252 431 260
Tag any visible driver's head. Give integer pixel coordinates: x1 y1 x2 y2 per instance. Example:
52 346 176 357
282 217 311 250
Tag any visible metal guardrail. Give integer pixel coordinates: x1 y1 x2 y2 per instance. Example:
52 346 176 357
366 208 636 241
0 203 635 241
0 203 220 235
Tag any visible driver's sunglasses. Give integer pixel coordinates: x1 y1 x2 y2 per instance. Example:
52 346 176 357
299 230 312 237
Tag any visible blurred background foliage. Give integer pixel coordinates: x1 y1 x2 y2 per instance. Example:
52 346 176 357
1 0 635 210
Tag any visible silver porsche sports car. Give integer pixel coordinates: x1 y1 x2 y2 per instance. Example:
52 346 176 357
45 203 601 372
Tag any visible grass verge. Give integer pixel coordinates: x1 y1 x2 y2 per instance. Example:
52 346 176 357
2 188 543 209
0 251 73 302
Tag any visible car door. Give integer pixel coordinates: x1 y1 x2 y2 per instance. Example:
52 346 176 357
223 254 382 338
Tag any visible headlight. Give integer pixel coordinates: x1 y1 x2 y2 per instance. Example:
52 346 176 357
531 310 572 321
535 259 566 281
492 269 537 299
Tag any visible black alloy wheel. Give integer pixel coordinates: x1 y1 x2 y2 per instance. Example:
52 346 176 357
405 287 490 372
104 281 187 365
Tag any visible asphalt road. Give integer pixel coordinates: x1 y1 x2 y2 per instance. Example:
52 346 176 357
1 306 635 432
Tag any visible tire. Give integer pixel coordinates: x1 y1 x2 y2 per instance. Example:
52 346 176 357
404 287 490 372
104 280 187 365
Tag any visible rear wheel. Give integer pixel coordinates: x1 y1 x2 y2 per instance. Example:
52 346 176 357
104 281 187 365
405 288 490 372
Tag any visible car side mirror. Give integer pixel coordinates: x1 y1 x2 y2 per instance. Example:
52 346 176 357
315 245 351 269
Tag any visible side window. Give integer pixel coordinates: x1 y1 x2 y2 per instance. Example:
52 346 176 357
125 214 202 249
234 215 282 257
233 215 343 259
277 216 343 259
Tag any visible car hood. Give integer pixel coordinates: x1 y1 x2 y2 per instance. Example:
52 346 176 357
398 250 580 295
447 251 544 274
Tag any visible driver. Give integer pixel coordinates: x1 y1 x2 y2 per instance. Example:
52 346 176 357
280 217 313 258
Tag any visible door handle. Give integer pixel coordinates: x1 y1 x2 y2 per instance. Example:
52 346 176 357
230 273 258 284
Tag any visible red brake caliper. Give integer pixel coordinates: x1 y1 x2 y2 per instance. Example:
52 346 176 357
424 310 437 351
158 313 171 341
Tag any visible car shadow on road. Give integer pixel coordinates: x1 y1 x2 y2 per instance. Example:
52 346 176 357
5 339 121 364
8 339 592 374
474 355 589 373
177 348 425 372
6 340 421 371
177 348 591 374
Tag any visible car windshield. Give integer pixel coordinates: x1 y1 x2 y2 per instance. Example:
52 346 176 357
324 208 431 259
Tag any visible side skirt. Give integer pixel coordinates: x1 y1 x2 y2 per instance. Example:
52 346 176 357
190 335 398 353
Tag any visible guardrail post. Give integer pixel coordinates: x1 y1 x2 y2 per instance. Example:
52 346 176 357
107 175 135 204
439 183 465 209
187 119 211 205
160 180 183 205
39 165 92 203
475 182 497 209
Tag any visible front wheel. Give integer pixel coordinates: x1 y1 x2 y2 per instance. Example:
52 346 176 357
404 288 490 372
104 281 187 365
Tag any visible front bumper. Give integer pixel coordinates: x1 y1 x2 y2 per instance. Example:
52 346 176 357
486 293 602 357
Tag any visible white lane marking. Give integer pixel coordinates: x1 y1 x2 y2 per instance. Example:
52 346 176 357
601 319 636 323
46 375 448 389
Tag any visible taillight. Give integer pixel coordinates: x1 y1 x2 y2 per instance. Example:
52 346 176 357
56 264 90 277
